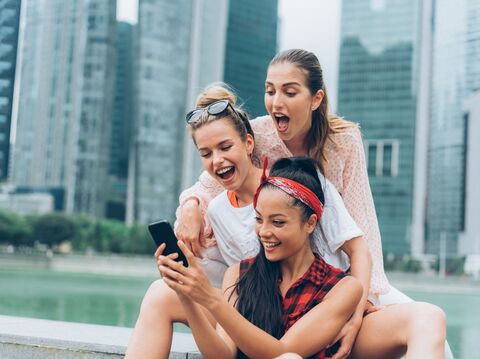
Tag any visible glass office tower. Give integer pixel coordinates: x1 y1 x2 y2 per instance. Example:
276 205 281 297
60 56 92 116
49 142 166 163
10 0 116 217
0 0 21 180
426 0 480 255
223 0 278 118
338 0 423 255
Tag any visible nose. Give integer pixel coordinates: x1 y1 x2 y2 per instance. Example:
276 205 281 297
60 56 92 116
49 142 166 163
257 222 272 239
212 150 224 166
271 93 284 111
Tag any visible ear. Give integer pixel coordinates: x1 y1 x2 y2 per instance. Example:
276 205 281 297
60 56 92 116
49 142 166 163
305 214 318 234
245 134 255 156
311 89 325 111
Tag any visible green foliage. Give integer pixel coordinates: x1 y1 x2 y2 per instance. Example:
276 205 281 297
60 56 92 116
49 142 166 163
31 213 76 246
431 257 466 276
0 209 33 246
0 209 155 255
383 253 422 273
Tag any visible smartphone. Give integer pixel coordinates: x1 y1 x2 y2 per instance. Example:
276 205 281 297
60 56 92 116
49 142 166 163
148 220 188 267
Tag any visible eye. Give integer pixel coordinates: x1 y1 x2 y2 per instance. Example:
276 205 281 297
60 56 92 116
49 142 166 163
285 92 296 97
265 88 275 96
255 216 263 224
221 145 233 151
200 151 211 158
273 220 285 227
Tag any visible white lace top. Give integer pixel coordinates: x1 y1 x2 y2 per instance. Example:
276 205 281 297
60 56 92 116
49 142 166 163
177 115 390 300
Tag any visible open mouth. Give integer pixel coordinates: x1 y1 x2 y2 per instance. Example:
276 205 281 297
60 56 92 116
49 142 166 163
216 166 235 180
274 114 290 132
263 241 281 249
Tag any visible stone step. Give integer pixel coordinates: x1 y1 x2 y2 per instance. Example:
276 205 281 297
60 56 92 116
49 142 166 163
0 315 201 358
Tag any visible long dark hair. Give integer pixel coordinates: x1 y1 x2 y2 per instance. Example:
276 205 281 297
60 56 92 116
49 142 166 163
269 49 357 172
233 157 324 358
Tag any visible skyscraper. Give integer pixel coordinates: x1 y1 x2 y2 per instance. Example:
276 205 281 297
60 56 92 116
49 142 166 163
10 0 116 217
128 0 279 224
127 0 193 224
426 0 480 255
223 0 278 118
0 0 21 180
107 21 135 221
338 0 425 255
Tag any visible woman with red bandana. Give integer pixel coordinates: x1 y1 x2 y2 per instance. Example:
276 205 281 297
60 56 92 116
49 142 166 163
175 49 451 358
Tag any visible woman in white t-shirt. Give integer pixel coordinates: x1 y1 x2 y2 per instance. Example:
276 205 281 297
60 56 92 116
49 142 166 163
126 84 446 359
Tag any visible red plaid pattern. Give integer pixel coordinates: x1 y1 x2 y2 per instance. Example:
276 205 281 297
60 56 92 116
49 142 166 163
240 254 346 359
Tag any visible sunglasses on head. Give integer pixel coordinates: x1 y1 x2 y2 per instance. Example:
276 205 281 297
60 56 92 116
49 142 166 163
185 99 240 124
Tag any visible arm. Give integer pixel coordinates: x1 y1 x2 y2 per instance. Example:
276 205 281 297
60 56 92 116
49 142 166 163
338 127 389 300
328 237 372 359
160 242 362 359
174 170 223 255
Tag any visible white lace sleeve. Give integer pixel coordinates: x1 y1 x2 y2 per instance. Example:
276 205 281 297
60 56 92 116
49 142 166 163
318 175 364 253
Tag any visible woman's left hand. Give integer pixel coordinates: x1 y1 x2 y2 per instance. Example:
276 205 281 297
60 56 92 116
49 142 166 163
157 240 219 309
327 316 362 359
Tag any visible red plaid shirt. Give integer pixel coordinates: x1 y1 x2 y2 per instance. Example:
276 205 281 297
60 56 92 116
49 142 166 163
240 254 346 359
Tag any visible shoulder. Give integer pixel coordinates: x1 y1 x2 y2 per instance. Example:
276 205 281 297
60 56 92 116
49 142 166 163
329 124 362 147
250 115 276 135
208 191 228 213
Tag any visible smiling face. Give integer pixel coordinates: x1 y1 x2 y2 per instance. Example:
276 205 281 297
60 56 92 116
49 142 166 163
264 62 324 143
254 187 316 262
193 118 254 191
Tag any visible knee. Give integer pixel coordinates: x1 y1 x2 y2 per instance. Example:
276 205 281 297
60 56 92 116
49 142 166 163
409 302 446 341
273 353 303 359
140 279 176 315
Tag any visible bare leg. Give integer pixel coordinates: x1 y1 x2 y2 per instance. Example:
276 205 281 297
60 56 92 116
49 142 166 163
126 279 216 359
351 302 446 359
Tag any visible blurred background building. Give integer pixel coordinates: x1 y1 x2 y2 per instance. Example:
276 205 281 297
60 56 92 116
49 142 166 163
425 0 480 257
0 0 21 181
127 0 278 224
338 0 424 255
1 0 478 265
9 0 116 218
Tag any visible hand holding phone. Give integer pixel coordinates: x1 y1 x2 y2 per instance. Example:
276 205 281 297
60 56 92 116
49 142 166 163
148 220 189 267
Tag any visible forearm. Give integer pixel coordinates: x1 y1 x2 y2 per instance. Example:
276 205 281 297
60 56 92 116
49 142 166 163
348 245 372 320
179 297 235 359
209 296 287 359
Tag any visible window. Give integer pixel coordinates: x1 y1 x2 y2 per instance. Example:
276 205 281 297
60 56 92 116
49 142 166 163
364 139 399 177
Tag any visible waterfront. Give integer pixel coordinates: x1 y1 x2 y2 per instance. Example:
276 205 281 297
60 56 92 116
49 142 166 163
0 266 479 358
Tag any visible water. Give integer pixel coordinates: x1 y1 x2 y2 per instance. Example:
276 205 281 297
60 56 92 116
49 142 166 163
1 267 478 358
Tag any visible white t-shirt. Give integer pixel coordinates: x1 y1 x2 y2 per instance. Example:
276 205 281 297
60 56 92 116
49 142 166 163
205 175 363 276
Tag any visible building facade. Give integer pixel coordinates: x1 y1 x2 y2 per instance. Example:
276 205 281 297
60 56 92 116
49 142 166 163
10 0 116 217
425 0 480 255
338 0 424 255
223 0 278 118
0 0 21 180
107 21 135 221
127 0 193 224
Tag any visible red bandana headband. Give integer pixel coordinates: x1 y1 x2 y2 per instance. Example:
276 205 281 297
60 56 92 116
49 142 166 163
253 158 324 220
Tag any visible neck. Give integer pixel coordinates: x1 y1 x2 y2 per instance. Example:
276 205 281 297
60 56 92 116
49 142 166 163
234 165 263 206
283 137 308 156
280 245 315 286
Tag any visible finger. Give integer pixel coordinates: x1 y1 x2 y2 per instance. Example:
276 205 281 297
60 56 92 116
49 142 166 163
330 346 350 359
163 276 185 294
191 238 203 258
178 240 199 267
328 329 345 348
160 255 190 276
158 264 187 283
154 243 166 258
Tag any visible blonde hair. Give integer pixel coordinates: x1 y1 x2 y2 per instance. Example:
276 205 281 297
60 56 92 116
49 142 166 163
188 82 254 143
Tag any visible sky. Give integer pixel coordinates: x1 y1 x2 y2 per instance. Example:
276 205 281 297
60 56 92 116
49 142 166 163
116 0 341 110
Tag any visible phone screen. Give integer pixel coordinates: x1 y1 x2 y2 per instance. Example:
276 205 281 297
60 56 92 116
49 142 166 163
148 220 189 267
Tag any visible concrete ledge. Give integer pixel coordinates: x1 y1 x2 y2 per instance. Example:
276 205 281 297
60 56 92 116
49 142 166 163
0 315 201 358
